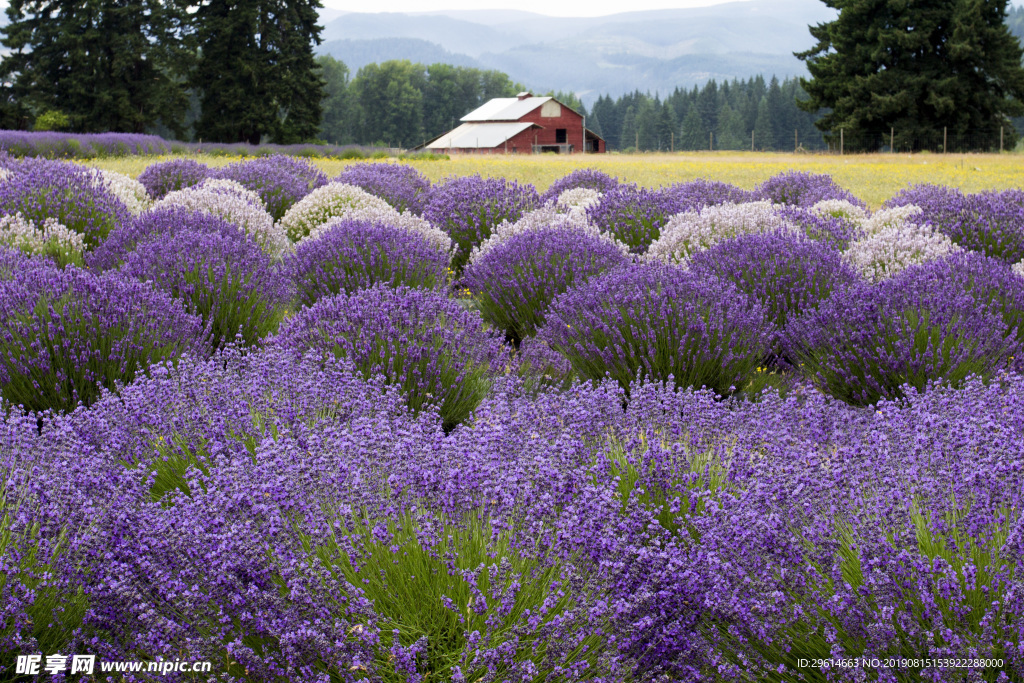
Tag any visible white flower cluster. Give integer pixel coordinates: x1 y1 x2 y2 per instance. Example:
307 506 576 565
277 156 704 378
555 188 602 213
303 206 454 257
154 183 288 258
0 212 85 261
278 182 393 241
842 211 959 282
1013 259 1024 279
87 169 152 216
645 201 798 265
467 203 630 269
196 178 267 210
809 199 869 223
0 167 11 183
860 205 924 236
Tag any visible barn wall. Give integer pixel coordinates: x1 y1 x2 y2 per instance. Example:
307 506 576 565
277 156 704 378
517 104 587 151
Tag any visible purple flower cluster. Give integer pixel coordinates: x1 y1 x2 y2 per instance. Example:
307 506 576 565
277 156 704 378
0 130 169 158
0 158 131 249
421 175 539 273
285 219 450 307
121 229 292 348
776 204 864 249
892 186 1024 264
539 168 619 204
585 184 686 254
661 178 754 212
88 206 251 272
0 264 202 412
136 158 210 200
785 252 1021 405
461 226 631 345
272 285 508 430
213 155 328 221
333 162 431 214
755 170 864 207
538 263 771 395
687 232 861 356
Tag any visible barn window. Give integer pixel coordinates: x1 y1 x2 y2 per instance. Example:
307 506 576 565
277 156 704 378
555 129 567 143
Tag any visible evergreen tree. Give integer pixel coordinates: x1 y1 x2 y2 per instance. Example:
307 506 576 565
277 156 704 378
0 0 189 134
716 102 747 150
658 102 678 151
797 0 1024 151
636 97 659 150
190 0 325 144
619 105 638 151
678 106 707 150
752 97 774 150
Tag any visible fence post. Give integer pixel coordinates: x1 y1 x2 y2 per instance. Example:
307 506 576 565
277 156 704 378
1001 126 1004 153
671 132 674 153
635 130 639 151
751 129 754 152
943 126 947 154
710 131 713 152
890 127 894 153
795 129 798 152
840 128 843 155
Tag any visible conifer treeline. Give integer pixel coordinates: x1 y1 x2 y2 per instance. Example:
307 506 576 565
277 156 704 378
318 56 826 152
588 76 826 152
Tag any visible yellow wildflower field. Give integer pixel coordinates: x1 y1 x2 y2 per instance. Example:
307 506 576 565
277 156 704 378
90 151 1024 209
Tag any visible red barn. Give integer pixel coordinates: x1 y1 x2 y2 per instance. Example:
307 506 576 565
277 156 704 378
423 92 604 154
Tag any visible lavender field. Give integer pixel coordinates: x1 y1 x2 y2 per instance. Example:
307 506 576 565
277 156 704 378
0 155 1021 682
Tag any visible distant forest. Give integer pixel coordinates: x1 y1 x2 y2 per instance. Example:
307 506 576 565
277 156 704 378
317 56 827 152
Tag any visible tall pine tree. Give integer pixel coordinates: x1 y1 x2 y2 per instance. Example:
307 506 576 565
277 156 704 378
189 0 324 144
0 0 189 133
796 0 1024 151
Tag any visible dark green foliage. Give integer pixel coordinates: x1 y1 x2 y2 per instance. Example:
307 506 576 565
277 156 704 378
190 0 325 144
796 0 1024 152
0 0 189 135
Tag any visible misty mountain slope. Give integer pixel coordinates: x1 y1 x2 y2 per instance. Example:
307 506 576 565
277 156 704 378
320 12 522 57
319 38 482 72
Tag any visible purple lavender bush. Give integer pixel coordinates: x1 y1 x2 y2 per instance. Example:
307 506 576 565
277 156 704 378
214 154 328 221
87 206 248 271
775 204 864 249
949 190 1024 263
884 183 966 227
136 158 210 200
421 175 539 274
0 158 131 249
687 232 861 347
121 229 292 348
273 285 509 430
785 254 1020 405
585 184 685 254
538 263 771 395
539 168 619 204
460 226 631 345
285 219 450 307
334 162 431 214
0 265 202 412
755 170 864 208
661 178 754 212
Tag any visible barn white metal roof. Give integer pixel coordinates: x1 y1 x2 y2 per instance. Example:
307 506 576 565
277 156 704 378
460 97 553 122
425 122 536 149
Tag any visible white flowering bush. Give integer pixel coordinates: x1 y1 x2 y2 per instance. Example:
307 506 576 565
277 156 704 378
0 212 86 267
468 203 629 269
556 188 603 213
278 182 394 241
302 207 454 257
645 201 798 264
87 169 152 216
154 183 288 258
860 205 924 236
843 220 960 282
809 199 869 223
1013 259 1024 279
195 178 267 210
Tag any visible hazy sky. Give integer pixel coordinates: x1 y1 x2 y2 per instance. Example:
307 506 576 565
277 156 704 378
320 0 752 17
